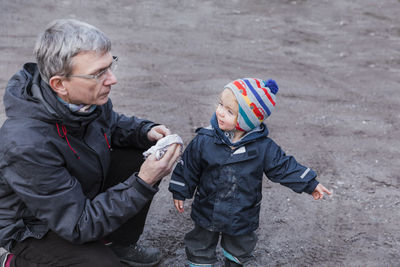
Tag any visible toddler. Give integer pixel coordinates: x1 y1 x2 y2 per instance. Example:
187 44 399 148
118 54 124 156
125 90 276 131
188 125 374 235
169 78 331 266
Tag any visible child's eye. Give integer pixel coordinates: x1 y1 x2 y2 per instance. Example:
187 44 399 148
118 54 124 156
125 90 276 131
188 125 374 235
228 110 234 115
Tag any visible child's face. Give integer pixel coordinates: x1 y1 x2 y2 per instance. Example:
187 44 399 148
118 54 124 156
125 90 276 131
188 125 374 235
216 88 238 131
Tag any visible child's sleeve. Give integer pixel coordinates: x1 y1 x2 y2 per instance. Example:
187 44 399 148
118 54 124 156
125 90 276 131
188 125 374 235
263 139 319 194
168 136 202 200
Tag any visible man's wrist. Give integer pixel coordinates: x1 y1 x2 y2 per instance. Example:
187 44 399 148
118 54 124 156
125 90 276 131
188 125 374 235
133 172 159 194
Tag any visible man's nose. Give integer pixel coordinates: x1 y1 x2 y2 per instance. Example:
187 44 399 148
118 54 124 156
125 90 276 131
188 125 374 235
104 70 117 85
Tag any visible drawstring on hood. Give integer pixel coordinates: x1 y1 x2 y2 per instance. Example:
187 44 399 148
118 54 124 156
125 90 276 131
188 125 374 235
56 123 80 159
56 124 114 158
102 128 113 151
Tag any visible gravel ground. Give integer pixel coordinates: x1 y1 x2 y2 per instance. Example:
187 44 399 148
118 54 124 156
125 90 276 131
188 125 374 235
1 1 400 266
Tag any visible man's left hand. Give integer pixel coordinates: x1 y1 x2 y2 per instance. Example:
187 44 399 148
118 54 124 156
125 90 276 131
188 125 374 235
147 125 171 142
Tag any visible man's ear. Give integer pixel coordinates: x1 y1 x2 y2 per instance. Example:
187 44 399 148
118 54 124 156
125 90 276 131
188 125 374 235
48 76 68 97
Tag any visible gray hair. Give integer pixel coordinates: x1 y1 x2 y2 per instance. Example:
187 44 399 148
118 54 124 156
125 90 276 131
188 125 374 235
34 19 111 83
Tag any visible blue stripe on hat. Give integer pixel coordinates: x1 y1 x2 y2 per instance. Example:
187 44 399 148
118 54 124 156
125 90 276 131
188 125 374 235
244 79 271 116
238 105 255 129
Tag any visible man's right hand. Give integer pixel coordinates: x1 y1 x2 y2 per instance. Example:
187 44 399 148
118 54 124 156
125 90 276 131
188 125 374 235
138 144 181 186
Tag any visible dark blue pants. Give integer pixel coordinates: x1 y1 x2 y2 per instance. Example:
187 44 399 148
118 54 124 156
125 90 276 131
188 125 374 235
184 224 257 265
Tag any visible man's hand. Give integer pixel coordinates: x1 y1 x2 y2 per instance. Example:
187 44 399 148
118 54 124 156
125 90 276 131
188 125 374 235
147 125 171 142
138 143 181 186
174 199 185 213
311 183 332 200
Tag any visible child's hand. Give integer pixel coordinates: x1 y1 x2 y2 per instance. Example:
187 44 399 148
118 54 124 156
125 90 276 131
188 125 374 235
312 183 332 200
174 199 185 213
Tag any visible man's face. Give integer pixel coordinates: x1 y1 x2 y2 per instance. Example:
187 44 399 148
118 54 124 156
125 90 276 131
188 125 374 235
61 51 117 105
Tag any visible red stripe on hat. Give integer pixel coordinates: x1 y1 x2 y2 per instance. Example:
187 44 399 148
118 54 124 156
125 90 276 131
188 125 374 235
261 87 276 106
233 80 247 96
255 79 262 88
236 122 245 132
253 78 276 106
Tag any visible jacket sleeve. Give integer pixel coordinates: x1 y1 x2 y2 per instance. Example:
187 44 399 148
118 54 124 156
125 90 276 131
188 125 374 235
263 139 319 194
2 144 158 244
108 106 157 150
168 136 202 200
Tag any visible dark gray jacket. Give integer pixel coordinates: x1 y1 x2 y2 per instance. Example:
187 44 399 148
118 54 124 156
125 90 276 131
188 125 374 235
0 63 157 250
169 123 318 236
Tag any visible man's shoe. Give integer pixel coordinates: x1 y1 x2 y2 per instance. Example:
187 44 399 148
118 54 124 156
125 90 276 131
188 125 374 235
109 243 162 267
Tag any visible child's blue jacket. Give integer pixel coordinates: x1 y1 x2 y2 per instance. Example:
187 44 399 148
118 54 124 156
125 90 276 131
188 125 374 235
169 123 319 236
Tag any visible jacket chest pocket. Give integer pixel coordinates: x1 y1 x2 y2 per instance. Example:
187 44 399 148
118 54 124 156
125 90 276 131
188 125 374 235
225 147 258 164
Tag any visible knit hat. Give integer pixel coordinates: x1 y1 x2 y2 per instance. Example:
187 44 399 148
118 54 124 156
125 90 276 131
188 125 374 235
225 78 279 132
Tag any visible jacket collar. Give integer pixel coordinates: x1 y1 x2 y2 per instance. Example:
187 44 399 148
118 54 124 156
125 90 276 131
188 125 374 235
210 113 268 147
4 63 100 130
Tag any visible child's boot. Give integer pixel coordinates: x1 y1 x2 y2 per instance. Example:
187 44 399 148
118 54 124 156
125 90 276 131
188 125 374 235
224 258 243 267
222 248 244 266
188 261 213 267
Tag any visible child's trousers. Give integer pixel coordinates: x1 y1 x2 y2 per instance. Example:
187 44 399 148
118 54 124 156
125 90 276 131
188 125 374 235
184 224 257 265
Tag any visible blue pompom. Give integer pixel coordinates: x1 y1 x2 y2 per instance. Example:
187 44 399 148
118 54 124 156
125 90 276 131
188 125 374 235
264 79 279 95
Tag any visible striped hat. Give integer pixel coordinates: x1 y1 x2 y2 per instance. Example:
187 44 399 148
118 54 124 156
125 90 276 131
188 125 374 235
225 78 279 132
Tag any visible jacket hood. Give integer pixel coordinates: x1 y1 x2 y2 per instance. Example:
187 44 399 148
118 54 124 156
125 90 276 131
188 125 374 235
209 112 269 147
3 63 99 128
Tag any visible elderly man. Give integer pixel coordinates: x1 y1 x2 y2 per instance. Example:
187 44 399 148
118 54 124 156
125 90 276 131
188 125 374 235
0 19 181 266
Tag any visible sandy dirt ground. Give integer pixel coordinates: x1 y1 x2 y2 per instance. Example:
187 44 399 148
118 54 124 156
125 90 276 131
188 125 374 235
1 0 400 266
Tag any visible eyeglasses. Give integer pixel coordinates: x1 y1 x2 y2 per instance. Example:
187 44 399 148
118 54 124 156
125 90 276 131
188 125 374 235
66 56 118 82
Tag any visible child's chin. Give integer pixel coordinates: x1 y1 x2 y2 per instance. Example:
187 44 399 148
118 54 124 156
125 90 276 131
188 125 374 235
220 125 233 131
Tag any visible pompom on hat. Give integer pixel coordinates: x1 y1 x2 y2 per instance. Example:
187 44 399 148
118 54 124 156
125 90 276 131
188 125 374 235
224 78 279 132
